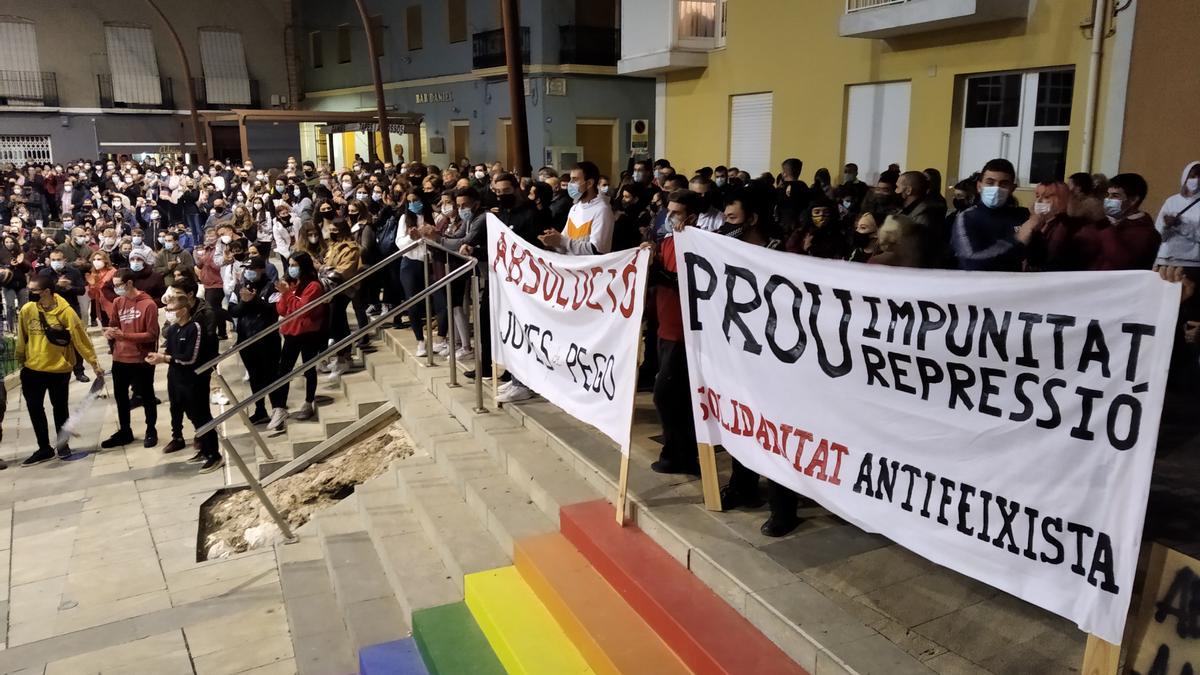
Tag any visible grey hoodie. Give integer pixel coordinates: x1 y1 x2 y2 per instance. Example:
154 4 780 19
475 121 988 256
1154 160 1200 266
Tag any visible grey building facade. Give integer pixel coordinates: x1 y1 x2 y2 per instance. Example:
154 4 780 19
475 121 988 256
0 0 294 164
299 0 654 178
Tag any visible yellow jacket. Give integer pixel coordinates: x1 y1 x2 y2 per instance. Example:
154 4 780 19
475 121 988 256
16 294 99 374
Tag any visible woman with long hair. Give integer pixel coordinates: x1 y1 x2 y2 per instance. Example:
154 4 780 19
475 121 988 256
322 218 361 380
1020 181 1086 271
295 219 327 263
85 249 117 328
267 251 327 430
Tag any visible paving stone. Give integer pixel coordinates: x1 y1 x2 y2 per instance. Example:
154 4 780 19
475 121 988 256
859 571 998 630
279 560 331 600
284 591 342 638
42 630 191 675
184 603 290 658
191 630 293 675
463 473 556 555
291 628 357 675
342 596 409 650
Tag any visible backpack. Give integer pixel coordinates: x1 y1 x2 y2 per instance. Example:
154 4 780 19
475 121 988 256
376 213 399 253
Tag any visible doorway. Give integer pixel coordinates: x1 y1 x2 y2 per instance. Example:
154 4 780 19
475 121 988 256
451 121 470 165
844 81 911 185
576 119 617 179
498 118 514 170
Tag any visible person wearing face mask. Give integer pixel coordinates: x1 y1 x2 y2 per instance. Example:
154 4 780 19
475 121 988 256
537 162 614 257
392 192 447 356
1072 173 1159 271
193 228 228 340
267 252 327 429
128 227 157 266
145 278 223 472
838 163 868 209
543 176 572 230
226 256 279 425
1018 181 1088 272
321 219 361 380
101 269 160 449
15 275 103 466
437 187 484 358
1154 161 1200 271
295 220 327 262
271 203 297 268
288 182 314 222
951 158 1029 272
0 234 28 333
612 184 652 252
85 251 117 328
847 212 881 263
786 197 850 260
127 250 168 308
344 200 379 341
155 231 195 278
687 177 724 232
55 227 94 275
203 198 234 233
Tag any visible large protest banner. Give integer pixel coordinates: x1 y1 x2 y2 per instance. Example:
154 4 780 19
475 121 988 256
673 227 1179 643
486 214 649 454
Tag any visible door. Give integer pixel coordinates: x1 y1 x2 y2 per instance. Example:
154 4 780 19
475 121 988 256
844 81 911 184
451 122 470 164
498 118 514 170
576 0 617 27
576 120 615 178
958 73 1022 182
729 93 773 177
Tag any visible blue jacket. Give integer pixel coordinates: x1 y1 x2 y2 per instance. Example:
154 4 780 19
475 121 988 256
951 203 1029 271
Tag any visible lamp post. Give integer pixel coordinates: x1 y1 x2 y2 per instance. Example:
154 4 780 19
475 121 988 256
352 0 393 164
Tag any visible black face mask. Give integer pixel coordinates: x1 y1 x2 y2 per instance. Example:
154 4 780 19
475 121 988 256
953 198 971 212
853 232 875 248
320 210 334 220
497 193 517 209
233 252 247 262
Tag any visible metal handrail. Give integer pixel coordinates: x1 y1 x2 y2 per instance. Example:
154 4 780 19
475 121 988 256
197 237 474 373
195 256 477 437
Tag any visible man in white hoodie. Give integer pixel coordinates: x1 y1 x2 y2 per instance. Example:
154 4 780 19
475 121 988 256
1154 160 1200 270
493 161 615 404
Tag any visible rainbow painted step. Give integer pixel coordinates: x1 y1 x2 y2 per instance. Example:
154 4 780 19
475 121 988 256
561 500 809 675
465 566 594 674
411 602 505 675
359 637 428 675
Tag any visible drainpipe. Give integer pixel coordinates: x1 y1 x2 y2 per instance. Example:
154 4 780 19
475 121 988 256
1080 0 1109 173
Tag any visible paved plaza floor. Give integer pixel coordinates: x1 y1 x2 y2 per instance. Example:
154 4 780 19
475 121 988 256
0 333 293 675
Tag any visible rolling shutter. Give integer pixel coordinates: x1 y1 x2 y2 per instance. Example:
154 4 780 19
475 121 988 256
105 25 161 105
199 29 251 105
0 19 42 101
729 93 773 177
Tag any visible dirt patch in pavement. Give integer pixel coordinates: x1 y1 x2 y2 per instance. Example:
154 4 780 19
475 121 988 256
201 420 415 559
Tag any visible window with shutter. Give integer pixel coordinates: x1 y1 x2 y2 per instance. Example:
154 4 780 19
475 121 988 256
199 29 250 105
336 24 351 63
729 93 773 177
448 0 467 43
0 19 42 102
104 25 161 105
407 6 423 51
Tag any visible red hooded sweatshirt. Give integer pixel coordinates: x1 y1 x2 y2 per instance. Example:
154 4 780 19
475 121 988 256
109 289 160 363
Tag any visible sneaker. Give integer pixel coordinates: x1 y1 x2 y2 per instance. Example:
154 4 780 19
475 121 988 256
143 429 158 448
162 437 187 454
496 380 514 396
56 445 73 460
247 410 269 426
415 341 427 357
186 452 206 464
433 340 450 356
366 304 381 316
199 456 225 474
242 370 251 382
211 390 230 406
496 383 534 403
455 347 474 360
463 369 492 381
100 430 135 449
267 407 288 431
21 448 55 467
294 401 316 421
326 358 349 383
75 372 90 383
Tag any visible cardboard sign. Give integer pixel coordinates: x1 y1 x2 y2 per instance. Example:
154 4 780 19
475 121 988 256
1125 544 1199 675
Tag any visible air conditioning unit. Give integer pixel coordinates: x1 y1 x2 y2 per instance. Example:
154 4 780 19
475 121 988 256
544 145 584 172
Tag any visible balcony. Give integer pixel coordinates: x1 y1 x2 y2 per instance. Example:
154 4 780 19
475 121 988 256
192 77 261 110
840 0 1030 39
0 71 59 107
559 26 619 67
472 27 529 70
97 74 175 109
618 0 725 76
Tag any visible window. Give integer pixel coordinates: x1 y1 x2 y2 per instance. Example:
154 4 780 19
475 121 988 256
448 0 467 43
199 30 251 105
336 24 351 63
104 25 162 105
958 68 1075 185
407 6 423 51
369 15 384 57
309 31 323 68
0 19 43 103
0 134 51 163
729 93 773 176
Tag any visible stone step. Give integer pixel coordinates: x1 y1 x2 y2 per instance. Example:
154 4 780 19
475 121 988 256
314 504 410 653
275 534 358 675
411 602 506 675
354 473 462 624
394 460 510 594
358 638 429 675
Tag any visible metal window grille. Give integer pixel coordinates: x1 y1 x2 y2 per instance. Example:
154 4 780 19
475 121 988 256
846 0 908 12
0 134 52 163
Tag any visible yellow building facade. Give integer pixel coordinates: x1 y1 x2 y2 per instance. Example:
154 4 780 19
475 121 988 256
636 1 1131 192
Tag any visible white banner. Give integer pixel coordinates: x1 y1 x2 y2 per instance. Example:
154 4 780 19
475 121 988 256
487 214 649 454
673 227 1180 643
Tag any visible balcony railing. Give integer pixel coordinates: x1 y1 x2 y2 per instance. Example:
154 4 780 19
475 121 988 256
559 26 619 67
472 27 529 69
846 0 908 11
192 77 261 109
0 70 59 107
97 74 175 109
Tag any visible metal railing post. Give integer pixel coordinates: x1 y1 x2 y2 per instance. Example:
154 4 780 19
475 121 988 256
217 433 297 542
446 249 459 388
215 370 275 461
423 243 434 366
471 273 487 413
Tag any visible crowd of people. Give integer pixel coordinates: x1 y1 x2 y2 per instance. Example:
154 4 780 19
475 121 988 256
1 151 1196 536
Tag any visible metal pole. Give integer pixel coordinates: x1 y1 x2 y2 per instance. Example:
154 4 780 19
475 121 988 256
423 244 434 366
446 250 459 387
215 371 275 461
501 0 531 177
144 0 208 165
352 0 393 164
1080 0 1109 173
471 274 487 413
218 435 297 542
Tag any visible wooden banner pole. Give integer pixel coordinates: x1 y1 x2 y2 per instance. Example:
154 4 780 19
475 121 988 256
698 442 722 511
1080 634 1119 675
614 454 630 525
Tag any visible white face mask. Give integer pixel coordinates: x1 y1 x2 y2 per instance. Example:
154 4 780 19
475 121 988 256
1187 177 1199 193
92 259 105 269
220 234 233 244
441 204 455 216
1033 201 1052 216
